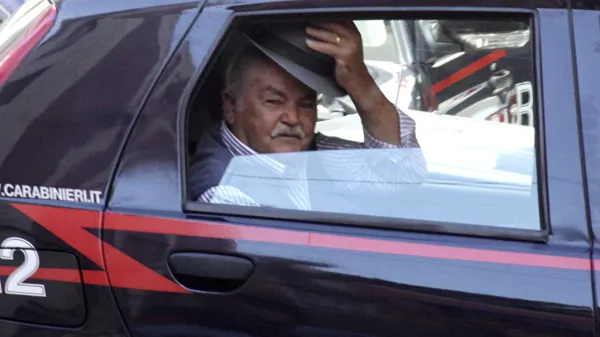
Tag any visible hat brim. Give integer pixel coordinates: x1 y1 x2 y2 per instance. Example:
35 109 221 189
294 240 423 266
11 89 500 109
244 33 347 98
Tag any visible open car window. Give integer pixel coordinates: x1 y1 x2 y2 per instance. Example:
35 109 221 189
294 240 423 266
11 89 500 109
185 14 540 235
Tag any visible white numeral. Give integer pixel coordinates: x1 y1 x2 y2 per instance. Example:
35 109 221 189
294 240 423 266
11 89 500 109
0 237 46 297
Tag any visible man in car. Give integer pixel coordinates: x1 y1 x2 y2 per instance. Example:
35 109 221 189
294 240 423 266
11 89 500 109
188 21 427 209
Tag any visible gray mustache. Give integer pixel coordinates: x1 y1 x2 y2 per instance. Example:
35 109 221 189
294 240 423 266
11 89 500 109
271 124 306 139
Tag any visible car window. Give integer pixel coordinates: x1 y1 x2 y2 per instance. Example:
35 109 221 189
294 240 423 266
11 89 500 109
185 15 539 233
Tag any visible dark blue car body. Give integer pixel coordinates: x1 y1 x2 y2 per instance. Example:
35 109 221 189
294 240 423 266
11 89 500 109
0 0 598 336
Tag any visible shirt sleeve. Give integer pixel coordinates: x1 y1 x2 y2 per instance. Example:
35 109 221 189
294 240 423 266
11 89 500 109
363 107 421 149
199 185 260 207
317 107 421 150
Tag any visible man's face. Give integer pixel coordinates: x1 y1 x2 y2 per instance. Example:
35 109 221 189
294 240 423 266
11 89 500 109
223 57 318 154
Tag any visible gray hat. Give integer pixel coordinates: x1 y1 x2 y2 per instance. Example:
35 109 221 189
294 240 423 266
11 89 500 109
243 23 347 97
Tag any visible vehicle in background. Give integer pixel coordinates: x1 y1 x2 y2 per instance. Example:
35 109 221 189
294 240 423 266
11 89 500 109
318 19 535 127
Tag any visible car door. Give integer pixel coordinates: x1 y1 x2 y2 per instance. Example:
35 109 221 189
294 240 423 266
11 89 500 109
104 1 596 336
571 0 600 334
0 0 114 334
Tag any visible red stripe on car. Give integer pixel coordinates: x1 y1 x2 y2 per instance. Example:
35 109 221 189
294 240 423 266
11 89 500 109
12 204 190 293
9 204 592 293
104 212 590 271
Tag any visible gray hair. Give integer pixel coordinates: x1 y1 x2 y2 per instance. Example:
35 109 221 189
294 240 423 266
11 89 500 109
223 46 270 106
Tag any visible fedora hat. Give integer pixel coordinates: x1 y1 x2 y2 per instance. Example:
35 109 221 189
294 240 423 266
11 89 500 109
243 22 347 98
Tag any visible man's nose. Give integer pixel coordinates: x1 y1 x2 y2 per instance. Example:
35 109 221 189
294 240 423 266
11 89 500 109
280 104 300 125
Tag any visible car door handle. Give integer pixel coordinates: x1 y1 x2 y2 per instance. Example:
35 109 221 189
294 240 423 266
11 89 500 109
167 253 255 292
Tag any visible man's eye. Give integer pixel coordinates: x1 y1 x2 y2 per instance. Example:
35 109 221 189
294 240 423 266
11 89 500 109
266 99 282 105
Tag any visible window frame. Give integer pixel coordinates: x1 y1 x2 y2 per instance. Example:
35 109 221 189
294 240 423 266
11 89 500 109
180 6 549 243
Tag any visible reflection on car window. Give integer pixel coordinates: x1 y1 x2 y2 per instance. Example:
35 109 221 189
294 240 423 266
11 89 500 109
206 146 537 229
186 16 540 231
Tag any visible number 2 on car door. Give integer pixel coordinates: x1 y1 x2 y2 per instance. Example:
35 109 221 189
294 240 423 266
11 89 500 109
0 237 46 297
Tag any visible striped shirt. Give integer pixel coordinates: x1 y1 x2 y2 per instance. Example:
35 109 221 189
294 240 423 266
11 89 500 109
198 108 427 209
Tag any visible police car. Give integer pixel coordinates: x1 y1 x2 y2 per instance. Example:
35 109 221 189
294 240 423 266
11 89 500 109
0 0 598 336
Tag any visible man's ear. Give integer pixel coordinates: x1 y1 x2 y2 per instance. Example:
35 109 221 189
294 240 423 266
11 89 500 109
222 90 237 124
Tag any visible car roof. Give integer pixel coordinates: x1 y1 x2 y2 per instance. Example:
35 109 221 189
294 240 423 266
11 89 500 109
204 0 566 11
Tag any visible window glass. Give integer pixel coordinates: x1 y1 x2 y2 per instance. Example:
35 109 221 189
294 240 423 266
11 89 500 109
186 16 539 231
